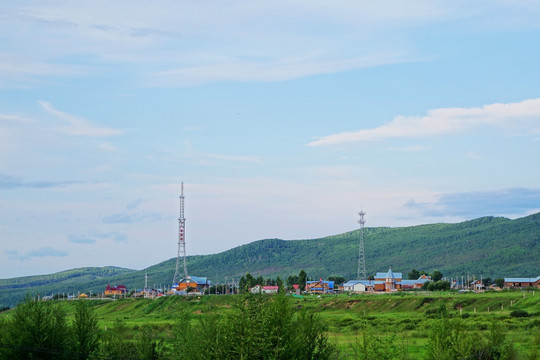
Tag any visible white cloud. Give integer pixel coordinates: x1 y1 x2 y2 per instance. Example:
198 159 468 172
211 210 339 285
6 1 538 87
307 98 540 146
0 114 35 123
39 100 124 137
206 153 264 163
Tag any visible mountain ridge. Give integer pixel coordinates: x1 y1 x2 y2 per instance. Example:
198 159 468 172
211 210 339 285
1 213 538 307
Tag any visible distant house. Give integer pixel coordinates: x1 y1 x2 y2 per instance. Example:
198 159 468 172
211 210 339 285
342 280 375 292
105 284 128 296
402 274 431 290
173 275 210 293
306 280 335 293
250 285 279 294
78 293 88 298
469 280 484 290
504 276 540 289
374 268 402 291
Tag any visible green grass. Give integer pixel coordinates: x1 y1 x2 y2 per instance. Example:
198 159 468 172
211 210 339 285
4 290 537 358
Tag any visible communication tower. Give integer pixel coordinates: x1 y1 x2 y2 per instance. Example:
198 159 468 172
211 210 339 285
172 182 188 285
357 210 367 280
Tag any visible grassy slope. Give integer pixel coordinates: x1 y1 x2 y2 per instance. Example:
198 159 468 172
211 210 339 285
1 213 539 308
2 291 538 357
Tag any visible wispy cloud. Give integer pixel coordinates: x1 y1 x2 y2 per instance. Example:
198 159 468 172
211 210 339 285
207 153 264 163
39 100 124 137
102 212 162 224
405 187 540 218
0 174 80 190
0 114 35 123
68 234 96 244
68 232 128 244
6 247 68 261
307 98 540 146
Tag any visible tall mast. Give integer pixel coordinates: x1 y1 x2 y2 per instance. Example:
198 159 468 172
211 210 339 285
357 210 367 280
173 182 188 285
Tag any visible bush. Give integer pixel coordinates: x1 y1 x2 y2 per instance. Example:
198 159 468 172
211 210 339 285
510 309 530 318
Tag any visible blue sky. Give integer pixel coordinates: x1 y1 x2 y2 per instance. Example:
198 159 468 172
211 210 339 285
1 1 539 278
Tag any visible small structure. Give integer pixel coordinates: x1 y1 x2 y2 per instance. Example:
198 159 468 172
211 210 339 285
250 285 279 294
306 280 335 294
402 275 432 290
78 293 88 298
104 284 128 296
342 280 375 292
173 275 210 294
374 268 402 291
504 276 540 289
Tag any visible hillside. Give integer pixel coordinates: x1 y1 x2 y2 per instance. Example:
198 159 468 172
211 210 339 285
1 213 539 307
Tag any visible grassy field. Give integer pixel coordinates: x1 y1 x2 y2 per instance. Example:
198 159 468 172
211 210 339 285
2 290 539 359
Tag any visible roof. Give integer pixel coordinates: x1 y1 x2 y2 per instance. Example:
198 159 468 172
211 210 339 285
343 280 375 287
375 269 403 280
504 276 540 283
180 275 209 285
306 280 335 288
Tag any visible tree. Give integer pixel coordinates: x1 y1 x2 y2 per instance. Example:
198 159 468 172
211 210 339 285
298 270 307 291
171 293 338 359
71 300 100 360
276 276 284 292
102 318 136 359
286 275 299 287
4 295 70 360
408 269 420 280
495 278 505 288
431 270 443 282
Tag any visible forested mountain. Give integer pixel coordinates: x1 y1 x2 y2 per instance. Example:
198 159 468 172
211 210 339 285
1 213 539 307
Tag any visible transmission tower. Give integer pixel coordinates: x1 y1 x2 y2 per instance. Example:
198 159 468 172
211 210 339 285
357 210 367 280
172 182 188 285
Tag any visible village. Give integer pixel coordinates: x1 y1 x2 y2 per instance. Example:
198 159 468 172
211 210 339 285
90 270 539 301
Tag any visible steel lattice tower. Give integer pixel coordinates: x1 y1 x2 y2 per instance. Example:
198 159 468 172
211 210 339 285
172 182 188 285
357 210 367 280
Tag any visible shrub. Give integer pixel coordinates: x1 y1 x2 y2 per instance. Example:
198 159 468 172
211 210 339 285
510 309 530 318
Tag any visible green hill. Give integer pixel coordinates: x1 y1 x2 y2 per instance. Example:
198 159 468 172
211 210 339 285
1 213 539 307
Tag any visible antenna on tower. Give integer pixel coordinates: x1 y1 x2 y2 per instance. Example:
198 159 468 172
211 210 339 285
357 210 367 280
173 182 188 285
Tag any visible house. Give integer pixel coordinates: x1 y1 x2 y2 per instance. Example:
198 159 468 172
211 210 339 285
504 276 540 289
402 274 431 290
306 280 335 293
250 285 279 294
173 275 210 293
78 293 88 298
374 268 402 291
342 280 375 292
105 284 128 296
470 280 484 290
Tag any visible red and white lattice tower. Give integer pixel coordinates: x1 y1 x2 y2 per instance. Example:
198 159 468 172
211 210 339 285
172 182 188 285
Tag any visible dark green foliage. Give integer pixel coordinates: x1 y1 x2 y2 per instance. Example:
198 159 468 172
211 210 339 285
426 318 518 360
136 326 165 360
71 300 100 360
101 318 136 359
423 280 450 291
2 295 70 359
431 270 443 282
408 269 420 280
510 310 530 318
495 278 505 288
299 270 308 291
350 326 409 360
171 293 338 360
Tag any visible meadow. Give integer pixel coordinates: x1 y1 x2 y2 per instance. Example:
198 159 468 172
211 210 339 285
1 289 538 359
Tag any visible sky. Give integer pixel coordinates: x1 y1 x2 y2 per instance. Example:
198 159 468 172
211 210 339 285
1 1 540 279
